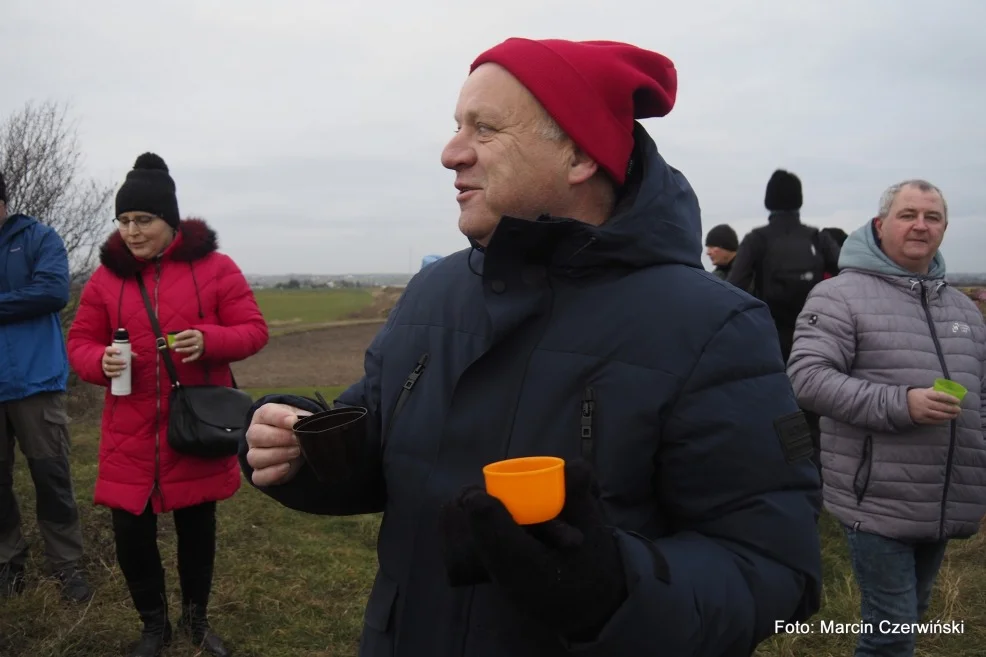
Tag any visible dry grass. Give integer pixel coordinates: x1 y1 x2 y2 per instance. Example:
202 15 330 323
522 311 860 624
5 418 986 656
2 413 378 657
754 514 986 657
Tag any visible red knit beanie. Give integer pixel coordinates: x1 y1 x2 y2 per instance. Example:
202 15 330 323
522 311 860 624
470 38 677 185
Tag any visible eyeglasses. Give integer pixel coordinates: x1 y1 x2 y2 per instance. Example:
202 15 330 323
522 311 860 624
113 216 157 230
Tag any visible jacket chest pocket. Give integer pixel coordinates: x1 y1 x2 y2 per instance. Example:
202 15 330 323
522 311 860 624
1 239 32 292
565 373 671 515
381 353 429 453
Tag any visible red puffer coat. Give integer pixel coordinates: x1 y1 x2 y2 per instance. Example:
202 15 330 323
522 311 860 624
67 218 269 515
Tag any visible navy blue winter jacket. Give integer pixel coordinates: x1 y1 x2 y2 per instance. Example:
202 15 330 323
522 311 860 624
240 124 822 656
0 214 70 403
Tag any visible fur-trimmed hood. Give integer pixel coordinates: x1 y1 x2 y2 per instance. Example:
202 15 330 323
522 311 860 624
99 217 219 278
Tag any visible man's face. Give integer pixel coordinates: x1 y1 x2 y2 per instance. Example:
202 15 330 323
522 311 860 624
706 246 734 267
875 185 947 274
441 63 576 245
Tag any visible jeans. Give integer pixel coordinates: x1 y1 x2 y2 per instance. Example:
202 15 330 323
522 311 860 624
843 525 948 657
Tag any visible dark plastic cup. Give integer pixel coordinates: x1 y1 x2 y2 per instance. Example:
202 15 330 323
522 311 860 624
293 407 368 483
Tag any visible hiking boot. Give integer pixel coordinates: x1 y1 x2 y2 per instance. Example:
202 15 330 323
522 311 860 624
55 566 94 603
0 562 25 598
130 610 172 657
125 569 172 657
178 602 230 656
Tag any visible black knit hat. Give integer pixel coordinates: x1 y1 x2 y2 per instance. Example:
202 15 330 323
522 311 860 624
705 224 738 251
0 170 6 204
764 169 802 212
115 153 179 228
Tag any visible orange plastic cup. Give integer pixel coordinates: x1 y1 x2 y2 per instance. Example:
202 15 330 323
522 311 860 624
482 456 565 525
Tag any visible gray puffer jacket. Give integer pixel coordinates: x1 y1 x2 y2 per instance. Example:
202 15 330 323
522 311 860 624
788 221 986 542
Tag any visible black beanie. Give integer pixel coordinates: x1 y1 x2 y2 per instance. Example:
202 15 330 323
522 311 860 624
0 170 6 204
764 169 802 212
705 224 738 251
115 153 180 228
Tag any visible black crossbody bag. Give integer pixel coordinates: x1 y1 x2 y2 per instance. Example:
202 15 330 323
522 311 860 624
136 274 254 458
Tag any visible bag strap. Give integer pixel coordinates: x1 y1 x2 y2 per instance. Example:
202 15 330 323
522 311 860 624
136 272 242 390
136 273 182 388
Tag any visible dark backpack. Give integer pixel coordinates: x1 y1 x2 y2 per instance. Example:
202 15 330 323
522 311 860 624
753 225 826 326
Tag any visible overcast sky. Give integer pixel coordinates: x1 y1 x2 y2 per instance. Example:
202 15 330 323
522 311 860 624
3 0 984 275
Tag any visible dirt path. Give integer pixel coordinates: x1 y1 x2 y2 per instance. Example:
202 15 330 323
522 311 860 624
232 321 385 388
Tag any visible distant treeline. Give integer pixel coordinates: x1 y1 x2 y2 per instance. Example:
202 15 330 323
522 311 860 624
947 274 986 286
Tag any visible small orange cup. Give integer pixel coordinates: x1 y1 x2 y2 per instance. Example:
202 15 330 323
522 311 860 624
482 456 565 525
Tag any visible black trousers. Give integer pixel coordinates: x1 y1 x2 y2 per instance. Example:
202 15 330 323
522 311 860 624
111 501 217 609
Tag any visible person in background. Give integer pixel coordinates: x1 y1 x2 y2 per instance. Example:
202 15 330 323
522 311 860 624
704 223 739 280
67 153 268 657
240 38 821 657
821 226 848 248
788 179 986 657
727 169 840 363
0 170 91 603
820 227 848 280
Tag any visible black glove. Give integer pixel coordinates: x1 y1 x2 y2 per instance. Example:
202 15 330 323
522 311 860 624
439 459 629 641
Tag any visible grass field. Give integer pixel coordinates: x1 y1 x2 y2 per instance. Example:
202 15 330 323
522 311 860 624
6 419 985 657
254 288 376 336
254 288 373 324
5 287 986 656
3 423 378 657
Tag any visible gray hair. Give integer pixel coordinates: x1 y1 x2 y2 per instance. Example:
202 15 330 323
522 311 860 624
878 179 948 220
534 109 568 142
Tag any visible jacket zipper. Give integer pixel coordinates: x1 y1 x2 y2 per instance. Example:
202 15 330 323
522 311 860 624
383 353 429 446
152 263 163 507
920 283 956 541
853 434 874 504
581 387 595 460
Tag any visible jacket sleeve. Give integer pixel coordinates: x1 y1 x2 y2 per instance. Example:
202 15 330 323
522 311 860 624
66 273 113 387
980 346 986 439
787 282 914 432
0 227 70 324
568 303 822 657
195 255 269 363
725 231 763 294
238 291 408 515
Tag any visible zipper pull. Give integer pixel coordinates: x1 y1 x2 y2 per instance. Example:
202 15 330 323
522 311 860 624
581 387 595 457
403 353 429 391
581 391 594 436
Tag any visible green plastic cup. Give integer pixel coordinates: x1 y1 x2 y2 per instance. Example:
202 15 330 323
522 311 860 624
933 378 967 403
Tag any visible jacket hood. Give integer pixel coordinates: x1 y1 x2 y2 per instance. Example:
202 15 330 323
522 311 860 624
475 122 704 273
99 217 219 278
838 218 946 280
0 213 38 244
570 122 703 269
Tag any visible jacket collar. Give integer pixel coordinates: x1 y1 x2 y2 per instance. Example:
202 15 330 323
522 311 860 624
99 218 218 278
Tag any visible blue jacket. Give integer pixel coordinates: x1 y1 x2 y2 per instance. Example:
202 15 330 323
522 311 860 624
0 214 70 403
240 125 822 657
